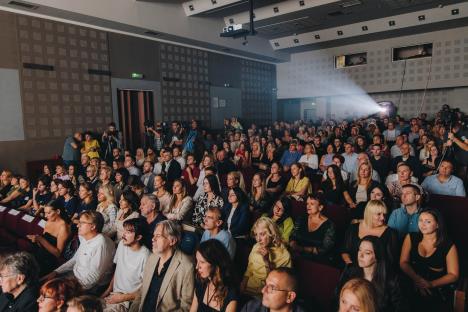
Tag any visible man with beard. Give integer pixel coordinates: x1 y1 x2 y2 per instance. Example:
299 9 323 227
101 218 151 312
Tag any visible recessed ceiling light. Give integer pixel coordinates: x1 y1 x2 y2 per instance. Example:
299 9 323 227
299 0 305 6
189 4 194 11
337 30 343 36
315 34 320 39
362 25 368 31
389 20 395 26
274 42 280 47
273 7 279 13
418 15 425 21
293 38 299 43
452 8 459 15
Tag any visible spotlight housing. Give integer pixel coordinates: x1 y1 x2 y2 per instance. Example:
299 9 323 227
314 34 320 39
293 38 299 43
452 8 459 15
389 20 395 26
418 15 425 21
189 4 194 11
299 0 305 6
362 25 368 31
273 7 279 13
229 18 234 24
211 0 217 4
274 42 280 47
337 30 343 36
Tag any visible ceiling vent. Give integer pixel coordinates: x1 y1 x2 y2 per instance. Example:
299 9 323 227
8 1 39 10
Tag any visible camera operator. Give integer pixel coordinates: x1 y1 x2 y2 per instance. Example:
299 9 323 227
102 122 122 164
447 121 468 183
165 121 185 149
145 121 165 154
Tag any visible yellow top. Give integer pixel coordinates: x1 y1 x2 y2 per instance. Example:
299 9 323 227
243 243 292 296
83 139 100 159
285 176 312 195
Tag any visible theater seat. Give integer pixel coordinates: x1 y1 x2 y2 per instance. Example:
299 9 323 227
322 204 350 244
291 200 307 220
294 257 341 312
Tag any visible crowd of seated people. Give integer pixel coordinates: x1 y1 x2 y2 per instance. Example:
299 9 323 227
0 106 467 311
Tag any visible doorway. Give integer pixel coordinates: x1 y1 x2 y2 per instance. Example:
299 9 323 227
117 89 154 152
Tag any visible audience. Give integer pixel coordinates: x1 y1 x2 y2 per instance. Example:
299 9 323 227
338 278 377 312
1 108 467 311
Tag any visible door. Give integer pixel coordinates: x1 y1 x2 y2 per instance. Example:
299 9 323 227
117 89 154 152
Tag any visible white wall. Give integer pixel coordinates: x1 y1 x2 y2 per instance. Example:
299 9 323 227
277 26 468 118
0 68 24 141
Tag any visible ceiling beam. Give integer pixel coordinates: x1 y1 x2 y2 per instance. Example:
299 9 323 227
182 0 243 16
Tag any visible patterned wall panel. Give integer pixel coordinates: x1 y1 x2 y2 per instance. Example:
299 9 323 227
159 43 210 123
277 27 468 100
17 15 112 139
241 59 276 126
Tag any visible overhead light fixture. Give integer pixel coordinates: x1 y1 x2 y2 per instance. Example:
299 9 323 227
293 38 299 43
299 0 305 6
315 34 320 39
452 8 459 15
389 20 395 26
362 25 368 31
418 15 425 21
337 30 343 36
340 0 362 8
229 18 234 24
211 0 217 4
273 7 279 13
274 42 280 47
189 4 194 11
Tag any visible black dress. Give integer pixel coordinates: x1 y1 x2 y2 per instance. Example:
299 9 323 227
342 223 399 266
290 215 336 263
33 232 59 276
194 280 238 312
320 181 346 205
266 176 286 199
408 232 455 311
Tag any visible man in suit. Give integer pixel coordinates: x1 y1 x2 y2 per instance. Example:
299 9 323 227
129 220 194 312
159 150 182 189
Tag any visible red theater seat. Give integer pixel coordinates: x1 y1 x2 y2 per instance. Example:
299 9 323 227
294 257 341 312
291 200 307 220
322 204 350 243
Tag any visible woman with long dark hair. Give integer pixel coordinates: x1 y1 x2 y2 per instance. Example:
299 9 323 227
193 174 224 227
222 187 250 239
190 240 238 312
319 164 354 206
26 200 72 276
337 236 408 312
115 190 140 243
400 209 459 312
266 197 294 244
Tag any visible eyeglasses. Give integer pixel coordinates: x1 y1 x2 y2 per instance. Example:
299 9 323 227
38 294 56 302
263 284 290 294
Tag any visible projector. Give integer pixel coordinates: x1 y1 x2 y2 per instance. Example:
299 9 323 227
221 24 250 38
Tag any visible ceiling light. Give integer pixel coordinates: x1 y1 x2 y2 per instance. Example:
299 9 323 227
274 42 280 47
389 20 395 26
273 7 279 13
337 30 343 36
189 4 194 11
315 34 320 39
452 8 459 15
299 0 305 6
362 25 368 31
418 15 425 21
293 38 299 43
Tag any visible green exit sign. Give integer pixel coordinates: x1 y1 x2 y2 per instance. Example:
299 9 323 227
131 72 144 79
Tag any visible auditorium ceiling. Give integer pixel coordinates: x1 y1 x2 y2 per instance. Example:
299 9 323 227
0 0 467 62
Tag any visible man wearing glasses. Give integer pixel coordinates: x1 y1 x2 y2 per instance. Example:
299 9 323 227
241 267 305 312
41 210 115 295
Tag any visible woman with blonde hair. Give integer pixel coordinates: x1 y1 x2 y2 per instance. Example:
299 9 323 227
342 200 398 266
165 178 193 222
339 278 377 312
348 162 380 209
96 184 118 238
241 217 292 296
221 171 246 202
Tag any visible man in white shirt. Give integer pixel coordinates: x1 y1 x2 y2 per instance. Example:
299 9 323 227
172 146 186 170
124 155 141 177
43 210 115 294
102 218 151 312
201 206 236 259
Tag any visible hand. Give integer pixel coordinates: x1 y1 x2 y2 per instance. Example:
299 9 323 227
257 246 270 260
104 293 126 304
448 132 454 140
415 277 432 289
32 188 38 196
26 234 38 243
